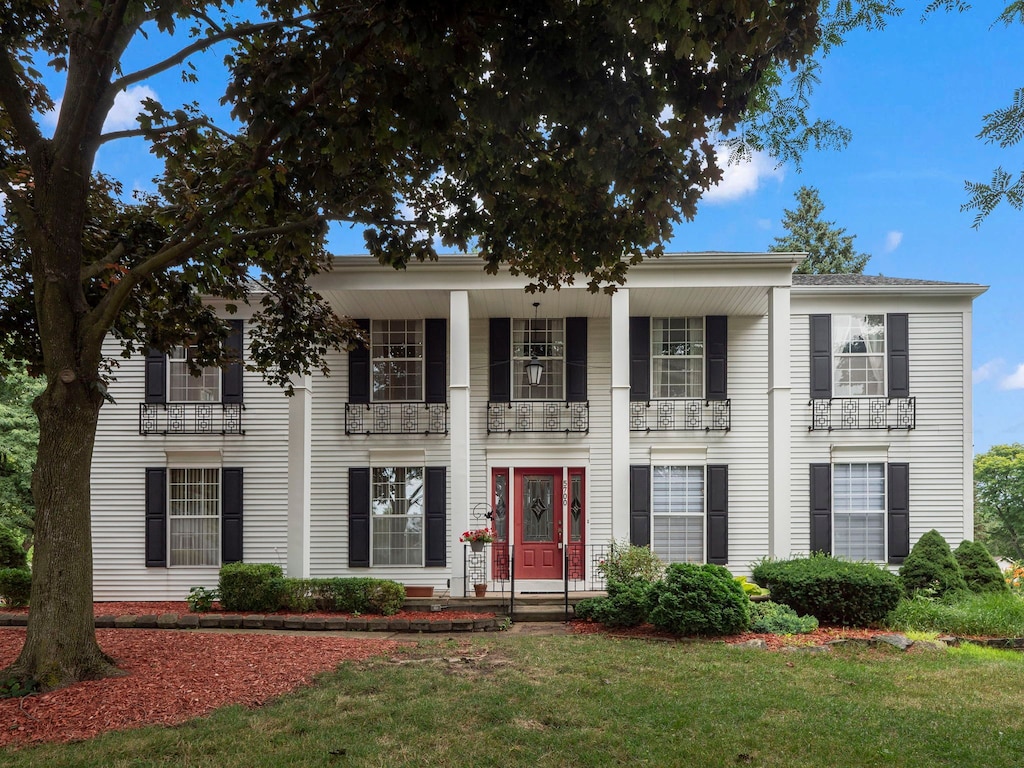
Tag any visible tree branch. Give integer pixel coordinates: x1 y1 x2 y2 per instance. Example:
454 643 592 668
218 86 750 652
80 243 126 282
0 52 45 157
110 14 318 93
97 117 237 145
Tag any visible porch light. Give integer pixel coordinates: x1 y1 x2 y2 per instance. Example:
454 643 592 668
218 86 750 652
526 302 544 386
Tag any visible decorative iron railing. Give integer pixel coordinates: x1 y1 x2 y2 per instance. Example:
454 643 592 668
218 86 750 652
629 399 731 432
139 403 244 435
809 397 916 431
486 401 589 434
344 402 449 436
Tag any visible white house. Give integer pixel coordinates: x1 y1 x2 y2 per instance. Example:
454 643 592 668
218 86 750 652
89 253 987 600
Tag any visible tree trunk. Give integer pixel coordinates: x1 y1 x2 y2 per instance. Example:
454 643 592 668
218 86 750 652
5 379 119 690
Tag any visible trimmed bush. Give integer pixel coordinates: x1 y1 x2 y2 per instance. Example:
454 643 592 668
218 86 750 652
0 530 27 570
647 563 749 636
749 601 819 634
752 554 901 626
279 578 316 612
218 563 284 612
574 578 653 627
599 540 665 584
899 529 967 597
954 540 1008 593
0 568 31 608
366 580 406 616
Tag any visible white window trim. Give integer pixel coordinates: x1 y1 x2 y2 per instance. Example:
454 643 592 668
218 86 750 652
832 462 887 563
370 319 424 403
650 316 705 400
167 465 222 568
832 314 886 398
369 464 425 568
167 345 221 404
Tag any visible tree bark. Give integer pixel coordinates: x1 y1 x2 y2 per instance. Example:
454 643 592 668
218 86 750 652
6 379 119 690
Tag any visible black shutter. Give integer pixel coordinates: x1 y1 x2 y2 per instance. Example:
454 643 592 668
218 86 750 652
144 348 167 404
629 317 650 402
887 314 910 398
221 468 244 563
565 317 588 402
629 465 651 547
706 465 729 565
424 318 447 403
424 466 447 567
888 463 911 564
348 319 371 404
705 316 728 401
809 464 832 555
222 320 244 404
348 467 371 567
489 318 511 402
810 315 832 400
145 468 167 567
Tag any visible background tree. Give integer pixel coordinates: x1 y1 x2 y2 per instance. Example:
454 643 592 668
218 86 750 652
0 0 897 689
974 443 1024 560
0 360 42 551
769 186 870 274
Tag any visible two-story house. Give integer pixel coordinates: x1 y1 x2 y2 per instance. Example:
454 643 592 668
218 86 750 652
89 253 986 600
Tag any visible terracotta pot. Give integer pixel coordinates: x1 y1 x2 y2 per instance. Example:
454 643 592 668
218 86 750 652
404 586 434 598
470 540 485 553
474 583 488 598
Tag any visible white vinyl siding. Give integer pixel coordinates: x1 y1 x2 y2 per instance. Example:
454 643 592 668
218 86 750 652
833 314 885 397
168 468 220 566
371 319 423 402
512 317 564 400
371 466 424 566
833 463 885 561
652 466 704 563
651 317 704 399
168 346 220 402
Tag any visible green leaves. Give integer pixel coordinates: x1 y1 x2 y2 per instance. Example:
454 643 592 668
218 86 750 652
769 185 870 274
974 444 1024 560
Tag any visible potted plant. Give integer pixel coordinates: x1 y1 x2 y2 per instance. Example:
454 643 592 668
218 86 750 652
460 527 496 553
474 582 488 598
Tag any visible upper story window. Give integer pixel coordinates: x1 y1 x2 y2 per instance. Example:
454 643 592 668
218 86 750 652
371 320 423 402
512 317 564 400
832 314 885 397
168 346 221 403
651 317 704 399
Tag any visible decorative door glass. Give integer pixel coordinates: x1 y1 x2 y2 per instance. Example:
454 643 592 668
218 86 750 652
522 475 554 542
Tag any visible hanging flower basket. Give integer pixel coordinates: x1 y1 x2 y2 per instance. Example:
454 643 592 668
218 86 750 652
470 540 485 553
461 527 496 553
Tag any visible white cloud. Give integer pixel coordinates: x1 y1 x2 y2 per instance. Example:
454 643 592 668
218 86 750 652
974 358 1004 383
884 231 903 253
1000 363 1024 390
703 147 784 204
42 85 158 133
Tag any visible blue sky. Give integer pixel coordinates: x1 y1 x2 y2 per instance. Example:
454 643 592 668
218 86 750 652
67 6 1022 454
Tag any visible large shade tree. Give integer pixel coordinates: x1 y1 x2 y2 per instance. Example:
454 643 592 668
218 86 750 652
0 0 898 689
974 443 1024 560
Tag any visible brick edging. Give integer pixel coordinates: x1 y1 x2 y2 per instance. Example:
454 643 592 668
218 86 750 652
0 612 498 633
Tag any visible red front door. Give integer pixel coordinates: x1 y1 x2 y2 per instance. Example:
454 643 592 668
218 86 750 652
514 468 563 580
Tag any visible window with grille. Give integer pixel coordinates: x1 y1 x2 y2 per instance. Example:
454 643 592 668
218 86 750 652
512 317 564 400
168 468 220 566
371 320 423 401
651 317 704 399
168 346 221 402
371 466 424 566
833 315 885 397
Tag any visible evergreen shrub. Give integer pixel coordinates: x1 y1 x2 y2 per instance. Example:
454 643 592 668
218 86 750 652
954 540 1008 593
647 563 749 636
751 554 901 626
898 529 967 597
0 568 31 608
574 578 652 627
218 563 284 612
0 530 26 570
749 600 819 634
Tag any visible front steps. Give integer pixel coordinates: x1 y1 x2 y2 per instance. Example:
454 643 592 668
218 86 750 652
404 591 604 622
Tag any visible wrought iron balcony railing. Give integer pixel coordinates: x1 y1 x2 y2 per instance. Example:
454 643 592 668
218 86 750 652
486 401 589 434
139 403 244 435
629 399 731 432
809 397 916 431
344 402 449 436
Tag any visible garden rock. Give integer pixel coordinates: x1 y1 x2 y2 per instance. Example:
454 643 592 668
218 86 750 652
871 633 913 650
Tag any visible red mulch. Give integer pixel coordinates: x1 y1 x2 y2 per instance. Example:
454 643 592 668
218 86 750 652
0 628 404 748
571 620 887 650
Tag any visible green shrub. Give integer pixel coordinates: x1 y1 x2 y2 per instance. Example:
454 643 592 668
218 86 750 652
735 576 768 597
598 540 665 584
749 600 819 634
218 563 284 612
574 578 653 627
899 529 968 597
647 563 749 636
752 554 901 626
886 591 1024 637
329 577 376 613
366 580 406 616
279 578 316 612
954 540 1008 593
0 568 31 608
0 530 27 570
186 586 218 612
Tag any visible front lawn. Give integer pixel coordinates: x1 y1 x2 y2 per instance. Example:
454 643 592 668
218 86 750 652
4 634 1024 767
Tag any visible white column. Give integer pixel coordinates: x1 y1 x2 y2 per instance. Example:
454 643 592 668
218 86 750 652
286 374 313 577
767 285 792 559
449 290 472 591
610 289 631 541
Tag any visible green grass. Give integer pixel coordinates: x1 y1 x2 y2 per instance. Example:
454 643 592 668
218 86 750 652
886 591 1024 636
4 634 1024 767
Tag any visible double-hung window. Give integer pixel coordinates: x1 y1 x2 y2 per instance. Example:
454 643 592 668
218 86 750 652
651 465 705 563
168 346 221 402
833 314 885 397
371 320 423 401
168 467 220 566
651 317 704 399
512 317 564 400
833 463 886 561
371 466 424 566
